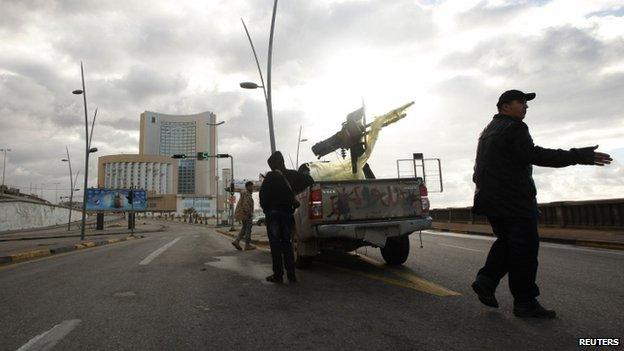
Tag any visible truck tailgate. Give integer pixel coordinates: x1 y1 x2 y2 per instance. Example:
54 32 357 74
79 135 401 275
319 178 423 222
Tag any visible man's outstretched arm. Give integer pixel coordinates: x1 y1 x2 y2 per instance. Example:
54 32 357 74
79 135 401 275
510 123 613 167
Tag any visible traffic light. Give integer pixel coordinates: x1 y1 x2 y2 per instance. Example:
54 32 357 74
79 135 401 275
172 154 187 159
197 152 209 160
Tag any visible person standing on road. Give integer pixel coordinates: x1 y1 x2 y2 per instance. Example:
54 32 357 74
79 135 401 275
259 151 313 284
471 89 612 319
232 181 256 251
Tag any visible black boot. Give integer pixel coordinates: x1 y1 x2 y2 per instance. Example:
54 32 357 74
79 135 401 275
513 300 556 319
265 274 283 284
472 276 499 308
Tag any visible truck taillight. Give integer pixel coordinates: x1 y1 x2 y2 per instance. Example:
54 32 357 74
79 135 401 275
419 184 430 213
309 187 323 220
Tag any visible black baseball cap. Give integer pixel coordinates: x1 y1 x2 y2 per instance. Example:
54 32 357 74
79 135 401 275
497 90 536 107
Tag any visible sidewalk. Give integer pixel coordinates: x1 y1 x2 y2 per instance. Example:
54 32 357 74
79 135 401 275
431 221 624 250
0 220 166 265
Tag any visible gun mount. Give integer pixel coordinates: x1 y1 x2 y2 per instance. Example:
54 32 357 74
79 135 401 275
311 107 368 174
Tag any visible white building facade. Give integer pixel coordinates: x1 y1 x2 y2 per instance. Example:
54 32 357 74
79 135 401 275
139 111 217 196
97 155 178 195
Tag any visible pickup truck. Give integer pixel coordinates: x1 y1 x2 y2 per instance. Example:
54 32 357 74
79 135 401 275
293 177 431 267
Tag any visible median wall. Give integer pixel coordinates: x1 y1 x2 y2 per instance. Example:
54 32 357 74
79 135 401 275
0 200 82 232
430 198 624 230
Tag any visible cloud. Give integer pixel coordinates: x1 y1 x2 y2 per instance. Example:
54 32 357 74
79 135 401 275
1 0 622 207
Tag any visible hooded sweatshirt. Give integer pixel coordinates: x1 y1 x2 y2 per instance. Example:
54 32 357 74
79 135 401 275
259 151 296 213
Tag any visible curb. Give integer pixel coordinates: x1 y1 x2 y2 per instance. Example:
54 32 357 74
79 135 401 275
215 229 269 246
0 224 166 243
0 235 144 266
431 227 624 251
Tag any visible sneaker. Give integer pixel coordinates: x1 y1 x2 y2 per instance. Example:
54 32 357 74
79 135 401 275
231 241 242 251
265 275 283 284
244 244 256 251
471 280 499 308
513 300 556 319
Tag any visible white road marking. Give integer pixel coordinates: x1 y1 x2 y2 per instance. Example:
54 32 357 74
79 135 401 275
139 237 181 265
438 243 484 252
17 319 81 351
423 230 495 242
425 230 624 256
204 256 273 284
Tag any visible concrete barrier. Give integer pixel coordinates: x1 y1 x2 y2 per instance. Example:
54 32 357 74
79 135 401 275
0 200 83 232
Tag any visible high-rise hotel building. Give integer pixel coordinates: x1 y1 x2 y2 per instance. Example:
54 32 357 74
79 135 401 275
139 111 217 197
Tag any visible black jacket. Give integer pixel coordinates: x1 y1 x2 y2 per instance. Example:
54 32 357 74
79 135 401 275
472 114 593 218
259 169 314 214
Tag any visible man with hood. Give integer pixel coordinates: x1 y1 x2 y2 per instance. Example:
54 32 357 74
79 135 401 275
259 151 314 284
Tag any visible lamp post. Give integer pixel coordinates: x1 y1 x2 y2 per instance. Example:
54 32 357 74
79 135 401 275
216 153 235 231
240 0 279 155
1 148 12 190
296 126 308 169
72 62 93 240
62 146 74 230
207 121 225 225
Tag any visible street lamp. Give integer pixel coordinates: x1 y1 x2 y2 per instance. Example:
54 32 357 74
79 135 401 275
207 121 225 225
0 148 11 190
240 0 279 155
216 153 235 231
296 125 308 169
62 146 74 231
73 61 91 241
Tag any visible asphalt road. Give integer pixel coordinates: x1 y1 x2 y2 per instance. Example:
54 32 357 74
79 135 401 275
0 221 622 350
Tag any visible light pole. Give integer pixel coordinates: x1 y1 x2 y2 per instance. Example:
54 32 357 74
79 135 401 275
207 121 225 225
240 0 279 155
296 125 308 169
62 146 74 231
1 148 11 190
72 61 95 240
216 153 235 231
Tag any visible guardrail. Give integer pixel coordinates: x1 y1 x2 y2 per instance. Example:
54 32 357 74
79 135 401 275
430 198 624 230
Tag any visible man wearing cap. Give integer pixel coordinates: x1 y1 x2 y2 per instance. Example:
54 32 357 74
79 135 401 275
471 90 612 318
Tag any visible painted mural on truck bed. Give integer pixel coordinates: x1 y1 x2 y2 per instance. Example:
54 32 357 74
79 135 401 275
321 180 423 221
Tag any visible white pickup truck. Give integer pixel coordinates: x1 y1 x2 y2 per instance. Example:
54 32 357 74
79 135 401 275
292 177 431 267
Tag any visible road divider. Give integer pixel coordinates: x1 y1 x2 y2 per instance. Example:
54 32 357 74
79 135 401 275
0 236 143 266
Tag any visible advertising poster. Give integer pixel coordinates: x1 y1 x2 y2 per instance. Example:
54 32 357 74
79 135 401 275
86 188 147 211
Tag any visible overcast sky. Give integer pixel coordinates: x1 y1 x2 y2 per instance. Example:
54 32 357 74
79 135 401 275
1 0 623 207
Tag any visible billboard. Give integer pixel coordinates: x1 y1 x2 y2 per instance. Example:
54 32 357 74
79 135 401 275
86 188 147 212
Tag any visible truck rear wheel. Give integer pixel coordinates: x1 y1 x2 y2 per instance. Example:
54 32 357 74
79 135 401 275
380 235 410 265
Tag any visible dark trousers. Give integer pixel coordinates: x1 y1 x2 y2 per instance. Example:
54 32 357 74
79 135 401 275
266 210 296 279
477 216 540 303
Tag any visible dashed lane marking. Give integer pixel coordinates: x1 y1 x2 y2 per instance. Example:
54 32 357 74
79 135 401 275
438 243 485 253
17 319 81 351
139 237 181 265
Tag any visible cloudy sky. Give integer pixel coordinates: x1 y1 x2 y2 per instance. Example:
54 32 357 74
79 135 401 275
1 0 623 207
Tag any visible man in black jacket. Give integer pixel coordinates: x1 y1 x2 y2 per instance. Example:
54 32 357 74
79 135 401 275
260 151 314 284
471 89 612 318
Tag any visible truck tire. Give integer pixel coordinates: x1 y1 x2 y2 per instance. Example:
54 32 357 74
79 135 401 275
380 235 410 265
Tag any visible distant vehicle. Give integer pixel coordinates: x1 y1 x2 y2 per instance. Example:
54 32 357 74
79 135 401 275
253 213 266 226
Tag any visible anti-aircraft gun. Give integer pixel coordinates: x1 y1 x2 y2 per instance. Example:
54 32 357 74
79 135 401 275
311 107 372 176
